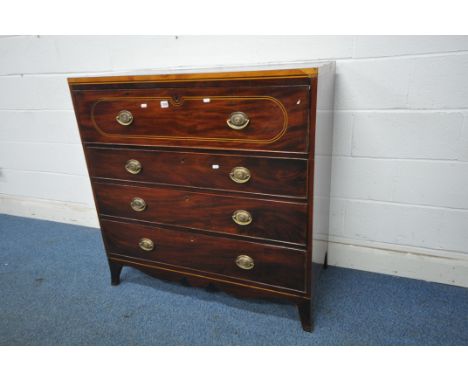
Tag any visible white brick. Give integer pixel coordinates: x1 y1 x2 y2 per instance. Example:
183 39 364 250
393 161 468 209
334 58 413 110
330 157 398 201
331 157 468 209
407 54 468 109
0 142 87 176
342 200 446 250
340 199 468 253
315 111 334 156
329 197 346 237
53 36 112 73
0 111 80 143
0 75 72 110
0 36 57 75
0 169 93 205
0 36 112 75
335 53 468 110
314 155 332 198
109 36 194 71
312 196 330 236
460 113 468 161
439 209 468 253
109 36 354 72
0 36 352 76
332 112 353 155
352 112 464 159
354 36 468 58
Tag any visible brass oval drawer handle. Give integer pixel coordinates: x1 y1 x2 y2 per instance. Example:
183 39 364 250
227 111 249 130
139 238 154 251
125 159 142 175
235 255 254 270
116 110 133 126
229 167 251 184
232 210 252 226
130 197 147 212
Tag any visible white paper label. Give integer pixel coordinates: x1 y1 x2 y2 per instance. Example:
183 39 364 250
160 100 169 108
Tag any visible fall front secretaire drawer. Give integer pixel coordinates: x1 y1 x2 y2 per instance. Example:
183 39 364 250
71 86 310 153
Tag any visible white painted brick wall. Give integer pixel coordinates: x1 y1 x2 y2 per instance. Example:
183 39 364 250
0 75 72 110
0 111 80 143
0 169 92 205
331 157 468 209
340 200 468 254
0 142 87 175
0 36 467 285
352 36 468 57
351 112 464 160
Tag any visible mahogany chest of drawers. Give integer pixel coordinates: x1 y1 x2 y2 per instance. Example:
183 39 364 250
68 64 335 332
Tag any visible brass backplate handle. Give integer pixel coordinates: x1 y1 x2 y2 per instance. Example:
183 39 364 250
235 255 254 270
227 111 249 130
229 167 251 184
125 159 142 174
232 210 252 226
130 197 147 212
116 110 134 126
139 238 154 251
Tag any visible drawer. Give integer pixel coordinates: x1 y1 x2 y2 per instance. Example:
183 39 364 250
86 147 308 198
93 182 307 245
72 86 309 152
101 219 306 291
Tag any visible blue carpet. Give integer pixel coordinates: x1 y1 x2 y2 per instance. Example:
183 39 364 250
0 214 467 345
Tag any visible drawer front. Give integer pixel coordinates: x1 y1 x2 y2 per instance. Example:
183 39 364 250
86 147 308 198
93 182 307 245
72 86 309 152
101 219 306 291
